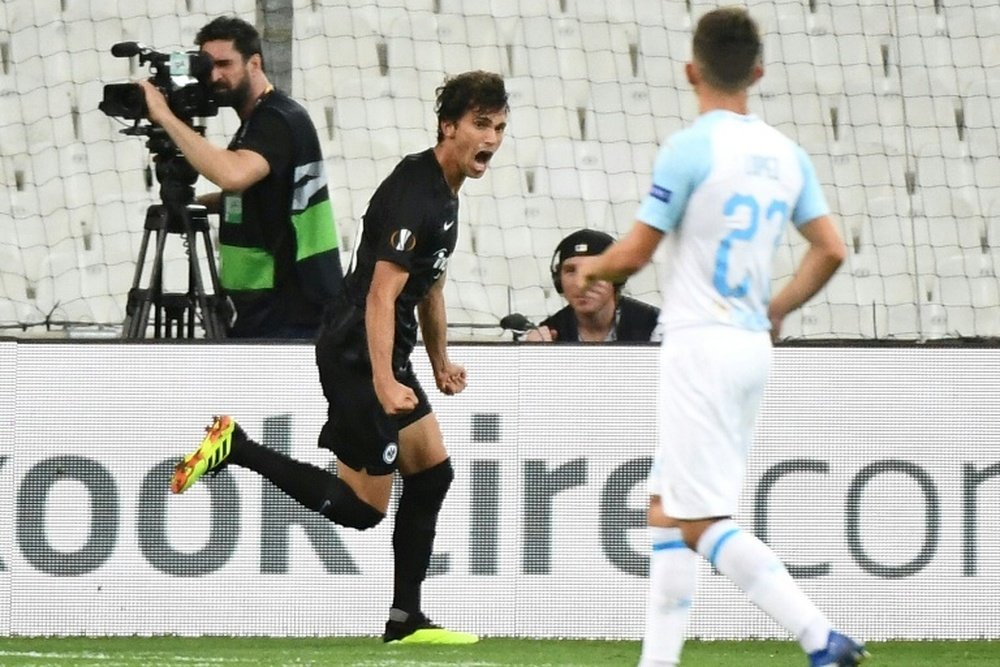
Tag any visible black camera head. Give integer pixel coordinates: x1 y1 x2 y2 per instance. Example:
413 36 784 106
99 42 217 122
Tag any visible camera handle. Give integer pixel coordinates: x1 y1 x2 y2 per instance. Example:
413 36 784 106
121 135 231 339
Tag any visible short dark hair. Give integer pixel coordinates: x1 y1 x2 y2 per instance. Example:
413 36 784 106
692 7 762 92
196 16 263 66
435 70 509 143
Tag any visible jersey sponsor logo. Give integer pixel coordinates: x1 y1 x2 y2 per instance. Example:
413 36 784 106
390 229 417 252
431 248 449 278
443 218 456 231
650 184 672 204
383 442 399 464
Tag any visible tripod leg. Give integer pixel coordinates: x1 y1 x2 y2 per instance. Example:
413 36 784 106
199 227 229 337
122 227 153 339
184 227 224 339
144 226 169 338
124 205 173 340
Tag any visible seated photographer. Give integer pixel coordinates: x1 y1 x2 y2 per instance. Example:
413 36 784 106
525 228 662 343
137 16 343 339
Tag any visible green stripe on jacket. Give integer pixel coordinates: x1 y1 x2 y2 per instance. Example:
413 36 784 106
219 244 274 290
293 198 339 261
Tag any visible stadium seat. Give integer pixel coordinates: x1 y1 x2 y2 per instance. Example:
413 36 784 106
333 76 426 163
435 13 506 76
570 0 619 24
498 223 536 262
90 195 145 262
606 200 640 237
506 252 548 292
314 8 383 83
953 5 1000 77
809 31 845 97
456 293 517 332
509 14 585 104
0 245 35 320
769 13 818 98
902 77 962 157
508 284 551 325
626 262 661 307
526 138 611 203
556 197 600 237
579 21 635 84
437 0 495 19
772 227 808 284
960 77 1000 161
474 146 525 198
914 153 979 225
600 141 652 206
446 277 513 325
840 85 907 156
972 156 1000 219
897 12 952 66
781 93 827 154
637 24 688 89
924 250 998 337
882 288 921 339
501 0 565 19
503 75 576 142
293 37 338 101
586 81 661 145
298 98 335 155
386 9 439 64
648 84 694 132
816 271 871 338
576 0 686 30
447 248 480 285
474 194 555 236
535 137 581 199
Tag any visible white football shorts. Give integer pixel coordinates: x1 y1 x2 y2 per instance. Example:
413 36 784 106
647 325 773 519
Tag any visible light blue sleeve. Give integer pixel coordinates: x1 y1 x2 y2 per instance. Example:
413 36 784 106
791 145 831 227
637 128 712 233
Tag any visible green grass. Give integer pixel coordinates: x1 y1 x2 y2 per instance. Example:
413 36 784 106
0 637 996 666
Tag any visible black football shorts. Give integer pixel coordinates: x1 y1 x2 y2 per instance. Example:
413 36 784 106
315 309 431 476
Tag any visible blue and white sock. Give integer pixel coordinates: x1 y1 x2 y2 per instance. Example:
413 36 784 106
639 527 698 667
696 519 831 654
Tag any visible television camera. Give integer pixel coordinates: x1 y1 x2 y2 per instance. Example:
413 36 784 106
99 41 217 123
98 42 229 340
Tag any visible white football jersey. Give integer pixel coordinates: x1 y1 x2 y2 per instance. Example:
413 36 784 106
637 110 830 332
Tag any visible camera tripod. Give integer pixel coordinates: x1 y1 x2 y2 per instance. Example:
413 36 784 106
122 129 230 339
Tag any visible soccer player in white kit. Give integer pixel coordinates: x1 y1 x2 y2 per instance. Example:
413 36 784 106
572 7 867 667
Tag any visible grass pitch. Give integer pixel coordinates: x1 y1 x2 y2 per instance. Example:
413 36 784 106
0 636 997 666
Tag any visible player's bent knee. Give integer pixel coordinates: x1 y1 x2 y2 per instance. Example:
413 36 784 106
403 458 454 509
318 478 386 530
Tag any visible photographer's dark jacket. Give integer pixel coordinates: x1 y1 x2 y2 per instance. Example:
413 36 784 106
221 89 343 338
539 296 662 342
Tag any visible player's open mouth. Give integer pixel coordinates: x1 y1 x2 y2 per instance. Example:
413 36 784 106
474 150 493 167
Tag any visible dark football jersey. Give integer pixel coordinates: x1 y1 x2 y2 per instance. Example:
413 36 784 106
343 148 459 359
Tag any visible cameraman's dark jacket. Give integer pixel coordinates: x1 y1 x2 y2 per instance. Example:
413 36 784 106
539 296 661 342
220 89 343 337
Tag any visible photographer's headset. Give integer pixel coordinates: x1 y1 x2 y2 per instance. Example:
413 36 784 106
549 229 620 294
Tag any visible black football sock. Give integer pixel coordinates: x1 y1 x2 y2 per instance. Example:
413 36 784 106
232 436 384 530
391 458 454 615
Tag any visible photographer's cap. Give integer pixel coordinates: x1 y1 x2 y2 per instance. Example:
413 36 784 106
554 228 615 265
550 228 617 293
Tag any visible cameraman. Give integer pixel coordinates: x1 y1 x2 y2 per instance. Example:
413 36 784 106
525 228 661 343
138 16 343 339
